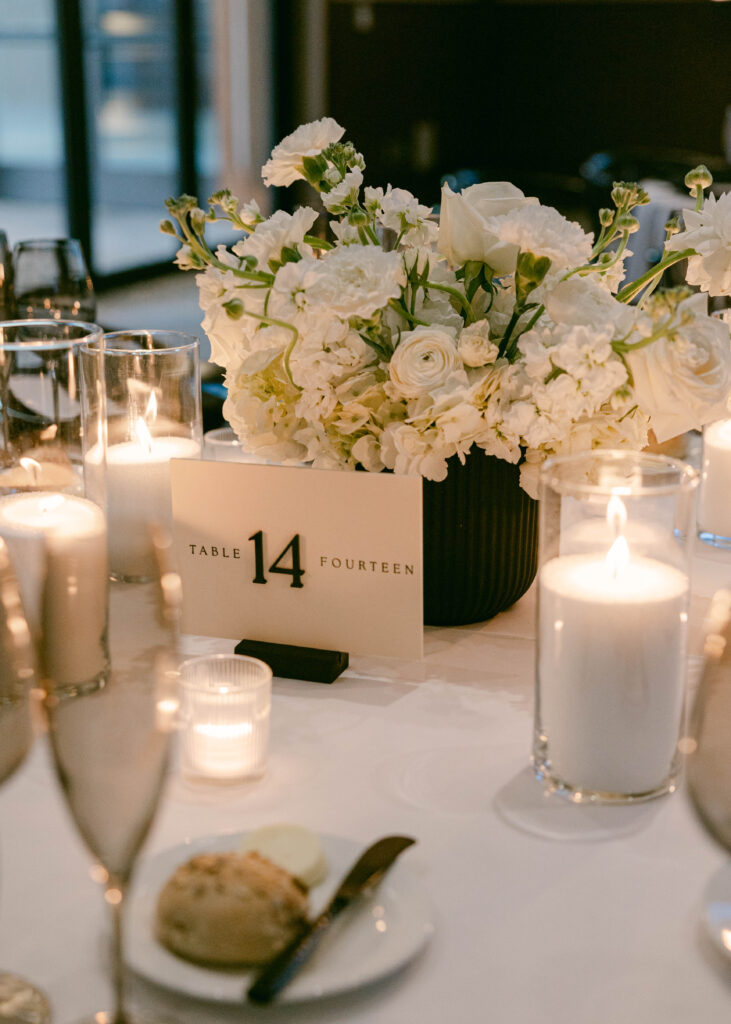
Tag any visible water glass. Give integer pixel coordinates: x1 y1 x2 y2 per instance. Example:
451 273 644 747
0 320 103 495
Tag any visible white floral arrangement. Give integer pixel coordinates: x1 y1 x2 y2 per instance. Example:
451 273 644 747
163 117 731 494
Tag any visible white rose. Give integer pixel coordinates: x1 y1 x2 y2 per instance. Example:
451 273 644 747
389 327 462 398
262 117 345 187
544 277 636 335
437 182 536 272
666 191 731 297
457 320 499 367
627 295 731 441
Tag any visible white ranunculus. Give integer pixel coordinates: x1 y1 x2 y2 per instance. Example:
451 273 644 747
666 191 731 297
262 117 345 187
458 320 499 367
437 182 536 272
388 327 462 398
544 276 636 335
234 207 318 271
626 295 731 441
483 204 593 274
304 245 405 320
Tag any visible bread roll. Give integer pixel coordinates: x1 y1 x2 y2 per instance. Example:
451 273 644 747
156 850 309 966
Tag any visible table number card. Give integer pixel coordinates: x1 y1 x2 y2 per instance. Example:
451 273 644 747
170 460 424 659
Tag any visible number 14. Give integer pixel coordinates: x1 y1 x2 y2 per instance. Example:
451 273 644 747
248 531 305 588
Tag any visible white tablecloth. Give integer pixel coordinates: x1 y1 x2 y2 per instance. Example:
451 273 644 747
3 540 731 1024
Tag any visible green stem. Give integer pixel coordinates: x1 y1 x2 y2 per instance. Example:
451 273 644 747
615 248 695 303
304 235 333 251
424 280 476 324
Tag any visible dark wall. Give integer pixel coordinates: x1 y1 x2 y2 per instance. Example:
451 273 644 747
324 1 730 207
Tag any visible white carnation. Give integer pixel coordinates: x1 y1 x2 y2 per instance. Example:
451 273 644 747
483 204 593 274
304 245 405 320
262 117 345 187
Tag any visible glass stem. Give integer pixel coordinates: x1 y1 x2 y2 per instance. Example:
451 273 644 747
107 878 129 1024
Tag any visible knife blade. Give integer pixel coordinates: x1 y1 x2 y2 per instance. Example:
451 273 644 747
247 834 416 1004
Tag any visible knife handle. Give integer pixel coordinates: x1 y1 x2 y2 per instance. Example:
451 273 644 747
247 897 347 1005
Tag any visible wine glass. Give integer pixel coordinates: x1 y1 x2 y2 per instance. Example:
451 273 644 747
41 531 181 1024
686 586 731 850
12 239 96 322
0 536 51 1024
0 233 15 320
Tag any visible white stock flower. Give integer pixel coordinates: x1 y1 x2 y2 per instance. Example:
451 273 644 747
438 181 536 272
322 167 363 213
666 191 731 297
483 204 593 274
458 320 499 367
262 117 345 187
234 207 318 270
626 293 731 441
388 326 462 398
304 245 405 319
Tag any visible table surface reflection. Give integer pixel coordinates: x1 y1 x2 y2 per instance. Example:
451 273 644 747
2 540 731 1024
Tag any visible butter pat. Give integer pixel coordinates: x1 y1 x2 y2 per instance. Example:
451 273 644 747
241 824 328 889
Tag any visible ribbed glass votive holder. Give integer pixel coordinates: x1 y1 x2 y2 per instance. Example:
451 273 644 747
179 653 272 783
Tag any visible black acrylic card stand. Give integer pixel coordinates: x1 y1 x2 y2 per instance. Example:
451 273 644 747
234 639 349 684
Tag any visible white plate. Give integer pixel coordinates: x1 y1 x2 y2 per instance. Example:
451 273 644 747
702 860 731 960
127 831 435 1003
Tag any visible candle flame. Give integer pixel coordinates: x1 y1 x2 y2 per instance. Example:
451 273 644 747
145 389 158 424
19 457 41 484
134 416 154 455
606 535 630 580
606 493 627 536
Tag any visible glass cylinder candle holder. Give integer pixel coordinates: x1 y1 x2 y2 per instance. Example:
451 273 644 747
698 417 731 550
534 450 698 803
179 654 272 783
81 330 202 582
0 320 103 496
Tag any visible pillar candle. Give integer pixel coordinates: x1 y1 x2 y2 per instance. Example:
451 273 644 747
0 492 108 688
85 436 200 579
538 546 688 795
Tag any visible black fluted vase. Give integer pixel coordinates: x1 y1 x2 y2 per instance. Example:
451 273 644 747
422 450 538 626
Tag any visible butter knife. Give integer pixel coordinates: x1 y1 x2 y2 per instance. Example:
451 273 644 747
247 834 416 1004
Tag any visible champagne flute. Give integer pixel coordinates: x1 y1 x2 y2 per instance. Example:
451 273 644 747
0 536 51 1024
42 531 181 1024
686 586 731 850
12 240 96 322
